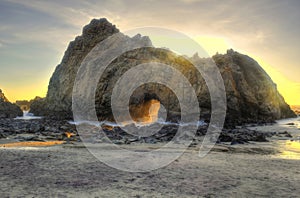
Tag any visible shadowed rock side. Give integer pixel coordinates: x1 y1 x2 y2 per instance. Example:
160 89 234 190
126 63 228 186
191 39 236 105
94 47 207 122
0 89 22 118
30 18 296 125
212 50 296 126
29 97 47 116
31 18 120 119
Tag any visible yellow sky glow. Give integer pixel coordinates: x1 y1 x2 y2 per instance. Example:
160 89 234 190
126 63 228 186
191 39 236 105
2 80 48 102
3 35 299 106
194 36 299 105
251 56 300 105
194 36 232 56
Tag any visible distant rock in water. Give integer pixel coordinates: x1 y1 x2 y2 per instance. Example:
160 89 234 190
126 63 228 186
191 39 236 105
31 18 296 125
15 100 31 111
0 89 23 118
291 105 300 116
15 96 42 111
0 89 8 102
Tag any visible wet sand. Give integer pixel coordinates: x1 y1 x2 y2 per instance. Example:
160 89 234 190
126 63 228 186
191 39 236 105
0 141 65 148
0 141 299 198
0 117 300 197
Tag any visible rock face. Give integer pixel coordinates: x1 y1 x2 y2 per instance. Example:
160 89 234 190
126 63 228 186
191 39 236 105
0 89 23 118
31 18 296 125
93 47 205 122
31 18 120 119
15 97 42 111
212 50 296 125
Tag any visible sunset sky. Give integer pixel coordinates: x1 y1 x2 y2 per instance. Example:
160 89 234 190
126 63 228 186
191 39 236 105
0 0 299 104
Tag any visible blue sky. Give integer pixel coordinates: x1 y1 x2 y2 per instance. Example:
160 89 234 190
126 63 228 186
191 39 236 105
0 0 300 104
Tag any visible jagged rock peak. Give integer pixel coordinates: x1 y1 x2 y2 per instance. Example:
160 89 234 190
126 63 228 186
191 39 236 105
82 18 119 37
32 18 120 119
0 89 8 102
31 18 296 125
226 48 235 55
0 89 22 118
192 52 199 59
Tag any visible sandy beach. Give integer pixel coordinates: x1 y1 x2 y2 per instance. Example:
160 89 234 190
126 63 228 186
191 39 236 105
1 1 300 197
1 121 300 198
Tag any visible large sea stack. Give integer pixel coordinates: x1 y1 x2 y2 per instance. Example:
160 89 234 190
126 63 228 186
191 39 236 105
0 89 23 118
30 18 296 125
212 50 296 125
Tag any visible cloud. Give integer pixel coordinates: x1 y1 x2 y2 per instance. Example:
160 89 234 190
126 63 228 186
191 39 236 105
0 1 77 51
0 0 300 101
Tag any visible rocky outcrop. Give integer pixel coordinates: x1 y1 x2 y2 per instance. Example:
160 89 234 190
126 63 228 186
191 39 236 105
0 89 8 102
24 97 44 115
31 18 119 119
291 105 300 116
212 49 296 126
15 100 31 111
15 97 41 111
31 18 296 125
0 89 23 118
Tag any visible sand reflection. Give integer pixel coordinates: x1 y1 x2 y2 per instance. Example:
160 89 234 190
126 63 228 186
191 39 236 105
0 141 65 148
277 141 300 160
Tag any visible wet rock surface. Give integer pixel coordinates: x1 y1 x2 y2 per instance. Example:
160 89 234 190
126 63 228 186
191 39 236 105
219 128 270 145
0 118 285 145
0 118 77 142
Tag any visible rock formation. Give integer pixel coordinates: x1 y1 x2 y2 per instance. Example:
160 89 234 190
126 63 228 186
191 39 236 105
16 96 44 112
291 105 300 116
28 97 46 116
15 100 30 111
31 18 296 125
212 49 295 125
0 89 23 118
31 18 119 119
0 89 8 102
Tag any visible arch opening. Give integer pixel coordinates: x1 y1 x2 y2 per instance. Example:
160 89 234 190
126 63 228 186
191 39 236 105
129 99 161 124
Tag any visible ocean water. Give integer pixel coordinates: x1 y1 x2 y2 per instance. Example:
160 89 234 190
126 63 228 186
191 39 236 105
249 116 300 160
68 118 207 128
276 117 300 129
14 111 42 120
275 117 300 159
